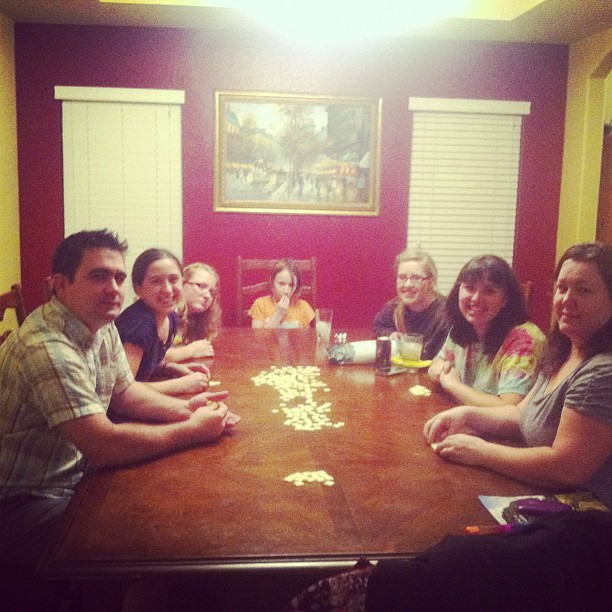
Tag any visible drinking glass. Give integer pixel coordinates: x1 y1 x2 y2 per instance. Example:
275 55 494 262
315 308 333 343
399 332 423 373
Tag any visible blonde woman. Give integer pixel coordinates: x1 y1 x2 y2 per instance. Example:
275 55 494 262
166 262 221 362
372 248 449 360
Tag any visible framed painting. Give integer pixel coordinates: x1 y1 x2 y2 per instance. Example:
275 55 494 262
214 91 381 216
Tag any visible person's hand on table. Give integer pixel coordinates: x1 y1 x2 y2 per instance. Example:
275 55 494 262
438 364 462 392
222 408 241 430
188 390 240 431
188 390 228 410
189 402 230 441
423 405 477 444
427 358 448 381
389 331 402 341
181 362 211 378
162 361 211 380
170 371 210 394
429 433 489 466
187 339 215 358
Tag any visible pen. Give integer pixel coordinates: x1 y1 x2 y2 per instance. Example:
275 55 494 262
464 524 526 535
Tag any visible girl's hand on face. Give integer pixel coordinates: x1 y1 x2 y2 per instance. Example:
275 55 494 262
275 295 290 317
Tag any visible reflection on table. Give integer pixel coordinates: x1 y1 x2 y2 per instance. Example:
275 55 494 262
43 328 538 579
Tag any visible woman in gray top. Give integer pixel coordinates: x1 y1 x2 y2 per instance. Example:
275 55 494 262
423 242 612 508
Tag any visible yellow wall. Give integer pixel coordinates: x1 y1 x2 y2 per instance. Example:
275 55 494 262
557 26 612 258
0 12 21 333
605 70 612 125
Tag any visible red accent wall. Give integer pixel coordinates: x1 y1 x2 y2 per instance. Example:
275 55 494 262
14 25 567 329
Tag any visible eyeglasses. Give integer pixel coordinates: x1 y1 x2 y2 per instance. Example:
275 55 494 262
397 274 431 285
185 281 217 295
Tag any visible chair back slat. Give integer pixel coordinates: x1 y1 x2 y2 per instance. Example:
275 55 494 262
0 283 27 326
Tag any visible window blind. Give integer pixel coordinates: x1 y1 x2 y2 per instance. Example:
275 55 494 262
55 86 184 305
407 98 530 294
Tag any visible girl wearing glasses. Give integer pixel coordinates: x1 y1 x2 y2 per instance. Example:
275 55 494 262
165 263 221 361
372 248 450 360
115 249 211 396
249 259 315 328
428 254 544 407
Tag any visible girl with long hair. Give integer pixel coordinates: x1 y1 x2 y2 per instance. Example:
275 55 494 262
428 255 544 406
115 249 211 396
372 247 449 360
166 262 221 362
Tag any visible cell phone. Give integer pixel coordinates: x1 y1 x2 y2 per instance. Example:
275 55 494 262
375 366 408 376
515 498 572 516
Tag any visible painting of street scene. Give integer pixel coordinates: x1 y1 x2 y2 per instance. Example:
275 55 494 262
215 92 381 215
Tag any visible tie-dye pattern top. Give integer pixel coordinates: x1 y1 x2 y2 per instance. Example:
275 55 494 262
437 321 545 397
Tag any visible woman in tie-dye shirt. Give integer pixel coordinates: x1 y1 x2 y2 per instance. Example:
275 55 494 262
429 255 544 407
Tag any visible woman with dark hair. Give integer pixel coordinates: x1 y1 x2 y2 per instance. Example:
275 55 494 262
115 249 211 396
428 255 544 406
372 247 449 360
165 262 221 362
249 259 315 328
425 242 612 508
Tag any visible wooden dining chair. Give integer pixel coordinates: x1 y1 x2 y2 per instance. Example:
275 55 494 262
521 280 534 310
0 283 27 345
43 275 54 302
236 257 317 326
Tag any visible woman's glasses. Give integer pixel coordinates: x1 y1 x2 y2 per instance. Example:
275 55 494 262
186 281 217 296
397 274 430 286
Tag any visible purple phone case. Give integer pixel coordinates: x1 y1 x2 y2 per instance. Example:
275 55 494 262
516 498 572 516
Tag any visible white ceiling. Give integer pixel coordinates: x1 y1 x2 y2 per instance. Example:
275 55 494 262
0 0 611 44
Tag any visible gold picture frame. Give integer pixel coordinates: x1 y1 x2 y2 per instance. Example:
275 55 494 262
214 91 381 216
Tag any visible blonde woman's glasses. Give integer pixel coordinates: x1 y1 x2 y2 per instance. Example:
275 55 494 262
186 281 217 296
397 274 430 286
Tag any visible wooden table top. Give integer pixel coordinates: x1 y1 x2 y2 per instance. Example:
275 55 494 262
43 328 538 578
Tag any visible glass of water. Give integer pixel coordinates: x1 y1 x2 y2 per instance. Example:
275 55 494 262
315 308 333 343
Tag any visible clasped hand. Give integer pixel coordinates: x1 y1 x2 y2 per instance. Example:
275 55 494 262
429 359 462 392
189 339 215 358
423 407 486 466
188 390 241 432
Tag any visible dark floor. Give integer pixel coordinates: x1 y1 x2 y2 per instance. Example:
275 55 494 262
1 564 334 612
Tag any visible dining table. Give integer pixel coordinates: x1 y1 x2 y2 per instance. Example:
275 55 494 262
40 327 540 608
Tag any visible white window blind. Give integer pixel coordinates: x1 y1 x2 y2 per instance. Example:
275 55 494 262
55 86 184 305
407 98 530 294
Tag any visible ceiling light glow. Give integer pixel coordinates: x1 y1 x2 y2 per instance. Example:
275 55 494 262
234 0 470 44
